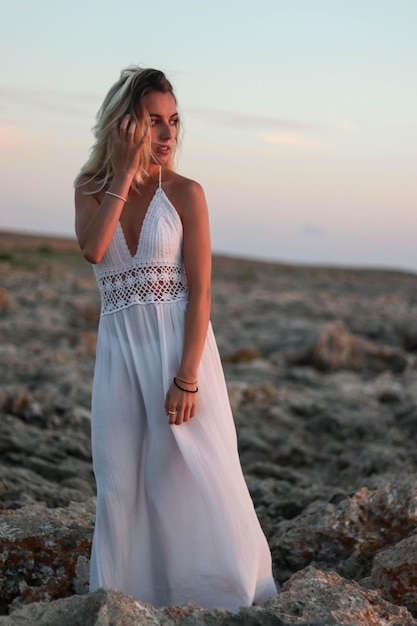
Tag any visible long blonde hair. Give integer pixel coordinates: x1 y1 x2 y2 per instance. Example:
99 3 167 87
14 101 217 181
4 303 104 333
75 66 181 191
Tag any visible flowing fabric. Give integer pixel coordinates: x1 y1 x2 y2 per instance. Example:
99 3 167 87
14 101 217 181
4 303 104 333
89 174 277 612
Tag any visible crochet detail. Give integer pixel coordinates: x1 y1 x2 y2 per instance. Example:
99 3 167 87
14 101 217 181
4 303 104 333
96 262 188 315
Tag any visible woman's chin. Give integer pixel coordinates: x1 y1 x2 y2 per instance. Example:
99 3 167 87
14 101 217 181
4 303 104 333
152 155 170 168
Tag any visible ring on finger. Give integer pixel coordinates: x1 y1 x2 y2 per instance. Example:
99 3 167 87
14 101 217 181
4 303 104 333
168 410 177 415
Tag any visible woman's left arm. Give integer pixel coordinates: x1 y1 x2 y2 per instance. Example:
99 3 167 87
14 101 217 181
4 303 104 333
164 180 211 425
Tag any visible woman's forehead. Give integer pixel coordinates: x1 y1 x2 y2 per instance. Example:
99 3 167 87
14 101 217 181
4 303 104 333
144 91 177 115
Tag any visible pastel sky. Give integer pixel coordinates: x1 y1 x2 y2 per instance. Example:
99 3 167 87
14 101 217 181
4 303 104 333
1 0 416 271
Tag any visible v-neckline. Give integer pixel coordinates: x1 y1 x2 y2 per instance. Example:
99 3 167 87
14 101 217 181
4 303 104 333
118 187 160 259
118 166 162 259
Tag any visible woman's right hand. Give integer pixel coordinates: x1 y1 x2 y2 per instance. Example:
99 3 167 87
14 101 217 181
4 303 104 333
111 115 149 180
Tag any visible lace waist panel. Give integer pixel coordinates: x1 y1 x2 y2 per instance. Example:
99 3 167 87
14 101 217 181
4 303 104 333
94 262 189 315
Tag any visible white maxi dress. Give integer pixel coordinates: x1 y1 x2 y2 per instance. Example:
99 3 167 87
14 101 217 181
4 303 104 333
89 172 277 612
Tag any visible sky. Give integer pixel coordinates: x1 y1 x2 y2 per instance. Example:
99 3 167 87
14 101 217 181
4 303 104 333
1 0 416 272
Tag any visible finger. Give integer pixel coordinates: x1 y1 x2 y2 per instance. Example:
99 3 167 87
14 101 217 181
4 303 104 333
119 116 134 140
180 402 193 424
119 115 130 131
127 120 136 139
167 408 177 425
187 399 196 421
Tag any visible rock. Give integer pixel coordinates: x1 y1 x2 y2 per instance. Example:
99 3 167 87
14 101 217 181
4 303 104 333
271 479 417 582
1 388 34 419
244 382 282 405
271 566 417 625
0 589 235 626
0 395 94 509
292 322 411 372
79 331 98 357
0 502 94 612
0 289 18 311
1 568 416 625
402 326 417 352
369 533 417 615
223 346 262 363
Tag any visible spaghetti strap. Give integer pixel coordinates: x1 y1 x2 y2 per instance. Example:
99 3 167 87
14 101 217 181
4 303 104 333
158 165 162 189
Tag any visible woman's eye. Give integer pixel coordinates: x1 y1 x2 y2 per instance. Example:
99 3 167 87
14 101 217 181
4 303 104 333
149 118 178 126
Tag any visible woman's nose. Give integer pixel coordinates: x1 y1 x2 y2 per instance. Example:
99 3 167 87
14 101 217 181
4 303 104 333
160 122 174 139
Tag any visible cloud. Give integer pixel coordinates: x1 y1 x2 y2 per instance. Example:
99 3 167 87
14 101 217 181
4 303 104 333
186 106 315 132
0 86 100 118
0 87 355 155
1 87 356 138
259 132 331 151
186 105 359 142
185 106 354 151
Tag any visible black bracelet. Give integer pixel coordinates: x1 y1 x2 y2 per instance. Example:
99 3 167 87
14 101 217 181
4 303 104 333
173 377 199 393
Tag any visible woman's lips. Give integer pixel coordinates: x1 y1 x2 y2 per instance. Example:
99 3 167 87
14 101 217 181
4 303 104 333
156 144 171 154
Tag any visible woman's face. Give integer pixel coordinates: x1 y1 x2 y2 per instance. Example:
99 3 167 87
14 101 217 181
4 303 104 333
143 91 178 165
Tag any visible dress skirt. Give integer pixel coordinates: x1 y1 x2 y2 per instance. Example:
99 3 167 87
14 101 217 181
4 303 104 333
89 299 277 612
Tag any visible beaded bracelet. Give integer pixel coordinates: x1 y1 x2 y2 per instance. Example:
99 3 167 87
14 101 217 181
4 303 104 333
173 377 198 393
105 191 127 203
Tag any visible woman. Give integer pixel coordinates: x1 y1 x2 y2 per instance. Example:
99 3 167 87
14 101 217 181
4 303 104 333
74 66 277 612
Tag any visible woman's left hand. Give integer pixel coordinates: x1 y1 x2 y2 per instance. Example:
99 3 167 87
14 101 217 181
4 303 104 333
164 382 197 426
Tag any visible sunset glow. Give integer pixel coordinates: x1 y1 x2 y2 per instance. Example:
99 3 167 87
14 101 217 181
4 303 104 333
0 0 416 271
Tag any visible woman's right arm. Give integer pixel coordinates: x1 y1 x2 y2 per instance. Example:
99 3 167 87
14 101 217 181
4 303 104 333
74 116 147 264
75 174 131 264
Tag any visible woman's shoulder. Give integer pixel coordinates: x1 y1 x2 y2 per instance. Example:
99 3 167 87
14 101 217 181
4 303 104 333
163 169 203 192
162 170 205 211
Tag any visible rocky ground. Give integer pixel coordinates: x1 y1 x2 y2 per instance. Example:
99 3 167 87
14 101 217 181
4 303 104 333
1 230 417 625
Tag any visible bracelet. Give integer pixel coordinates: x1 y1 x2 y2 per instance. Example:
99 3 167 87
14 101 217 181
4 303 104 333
173 377 198 393
175 375 198 386
105 191 127 203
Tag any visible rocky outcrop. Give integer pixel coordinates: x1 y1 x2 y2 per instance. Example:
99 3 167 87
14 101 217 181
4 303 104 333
0 502 94 612
1 235 417 622
370 533 417 615
271 479 417 580
292 322 412 372
273 567 417 626
1 568 417 625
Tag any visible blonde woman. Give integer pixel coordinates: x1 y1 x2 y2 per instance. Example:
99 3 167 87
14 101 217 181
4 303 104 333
74 66 276 612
